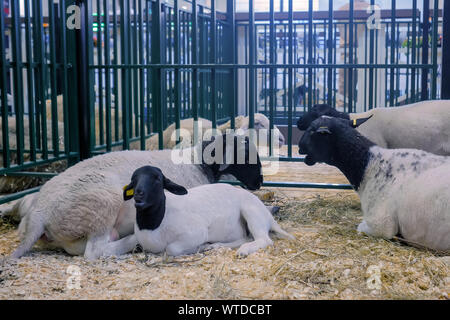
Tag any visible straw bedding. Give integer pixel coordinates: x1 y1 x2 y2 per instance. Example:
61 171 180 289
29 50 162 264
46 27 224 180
0 161 448 300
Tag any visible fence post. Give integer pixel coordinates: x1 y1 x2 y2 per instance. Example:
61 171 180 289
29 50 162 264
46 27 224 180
76 0 93 160
421 0 430 100
65 0 81 165
442 0 450 99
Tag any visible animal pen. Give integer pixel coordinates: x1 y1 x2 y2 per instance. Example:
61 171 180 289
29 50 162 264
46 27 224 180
0 0 448 204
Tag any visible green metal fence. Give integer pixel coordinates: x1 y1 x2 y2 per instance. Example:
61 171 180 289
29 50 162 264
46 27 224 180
0 0 443 204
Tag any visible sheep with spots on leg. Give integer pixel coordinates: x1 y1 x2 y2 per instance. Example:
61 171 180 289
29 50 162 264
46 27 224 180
298 116 450 251
296 101 450 156
117 165 293 257
7 134 269 260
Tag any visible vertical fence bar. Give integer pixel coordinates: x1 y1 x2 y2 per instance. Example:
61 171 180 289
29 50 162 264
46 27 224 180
368 0 375 109
121 0 131 149
138 0 145 150
113 0 119 142
77 0 94 159
25 0 36 162
288 0 293 157
442 0 450 98
132 0 139 137
0 0 10 167
152 0 163 149
60 0 70 159
192 0 199 143
228 0 236 130
327 0 333 106
431 0 439 99
104 0 112 151
249 0 255 135
97 0 104 146
211 0 217 130
11 0 25 164
268 0 274 155
389 0 396 106
49 0 59 157
421 0 430 100
174 0 181 143
411 0 417 101
348 0 354 113
307 0 313 111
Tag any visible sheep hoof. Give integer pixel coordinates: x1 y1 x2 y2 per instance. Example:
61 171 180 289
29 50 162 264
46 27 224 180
357 221 373 235
269 206 281 215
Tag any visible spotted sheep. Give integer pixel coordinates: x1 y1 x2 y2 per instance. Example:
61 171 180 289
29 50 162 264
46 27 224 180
297 100 450 156
298 116 450 251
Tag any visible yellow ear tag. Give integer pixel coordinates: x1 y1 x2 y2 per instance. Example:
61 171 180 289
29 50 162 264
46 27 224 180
123 185 134 197
353 119 357 126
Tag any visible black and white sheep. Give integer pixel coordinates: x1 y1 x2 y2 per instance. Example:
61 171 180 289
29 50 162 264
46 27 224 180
7 134 269 259
298 116 450 251
296 101 450 156
111 166 294 257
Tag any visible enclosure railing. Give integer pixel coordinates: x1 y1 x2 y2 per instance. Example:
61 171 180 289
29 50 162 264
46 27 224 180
0 0 445 204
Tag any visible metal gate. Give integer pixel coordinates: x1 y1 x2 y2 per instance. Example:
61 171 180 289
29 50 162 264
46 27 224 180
0 0 445 204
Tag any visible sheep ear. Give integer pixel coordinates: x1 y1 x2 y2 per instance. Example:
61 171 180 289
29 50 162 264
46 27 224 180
163 177 188 195
123 183 135 201
350 115 373 128
316 126 332 135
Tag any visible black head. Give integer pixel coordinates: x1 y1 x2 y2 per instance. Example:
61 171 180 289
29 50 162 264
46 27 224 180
298 116 372 166
297 104 349 131
123 166 187 211
203 134 263 191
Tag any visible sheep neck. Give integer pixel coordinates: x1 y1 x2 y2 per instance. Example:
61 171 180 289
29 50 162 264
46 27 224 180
136 197 166 231
331 130 375 191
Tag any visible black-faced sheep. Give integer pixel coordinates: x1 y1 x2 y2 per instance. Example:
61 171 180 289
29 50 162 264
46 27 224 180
115 166 293 257
298 116 450 251
296 101 450 156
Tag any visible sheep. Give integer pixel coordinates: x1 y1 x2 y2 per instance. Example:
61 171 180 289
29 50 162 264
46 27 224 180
7 134 269 259
110 165 294 257
296 101 450 156
298 116 450 251
146 113 286 150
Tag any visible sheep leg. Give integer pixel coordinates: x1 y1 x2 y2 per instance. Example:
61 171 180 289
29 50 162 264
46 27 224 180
237 206 274 256
101 234 138 257
357 214 397 240
199 238 248 252
166 239 204 256
84 232 137 259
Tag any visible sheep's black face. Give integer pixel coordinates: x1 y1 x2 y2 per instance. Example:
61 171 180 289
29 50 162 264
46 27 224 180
124 166 188 211
297 104 348 131
219 136 263 191
298 117 344 166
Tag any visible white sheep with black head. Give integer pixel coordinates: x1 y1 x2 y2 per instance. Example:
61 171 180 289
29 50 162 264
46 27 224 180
297 101 450 156
115 165 294 257
298 116 450 251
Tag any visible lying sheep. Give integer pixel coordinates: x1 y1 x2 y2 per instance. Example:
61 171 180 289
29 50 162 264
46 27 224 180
296 101 450 156
111 166 293 257
147 113 285 150
8 134 268 259
298 116 450 251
